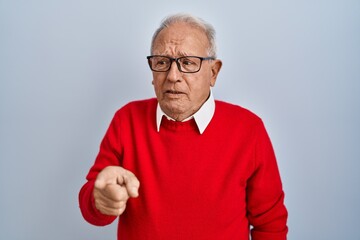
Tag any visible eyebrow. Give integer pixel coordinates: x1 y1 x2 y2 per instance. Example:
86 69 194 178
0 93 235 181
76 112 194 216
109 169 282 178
177 51 189 57
156 51 192 58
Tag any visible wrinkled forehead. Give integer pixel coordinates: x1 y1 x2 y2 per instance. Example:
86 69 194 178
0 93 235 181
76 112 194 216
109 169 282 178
152 23 210 56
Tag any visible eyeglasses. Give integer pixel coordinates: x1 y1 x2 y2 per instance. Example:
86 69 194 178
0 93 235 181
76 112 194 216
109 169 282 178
147 55 215 73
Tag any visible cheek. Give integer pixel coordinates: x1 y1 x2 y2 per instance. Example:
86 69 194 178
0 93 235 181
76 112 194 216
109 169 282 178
190 75 211 91
152 79 164 97
152 73 166 84
187 78 212 101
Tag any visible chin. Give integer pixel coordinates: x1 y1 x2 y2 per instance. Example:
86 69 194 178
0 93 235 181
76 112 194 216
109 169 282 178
162 103 186 115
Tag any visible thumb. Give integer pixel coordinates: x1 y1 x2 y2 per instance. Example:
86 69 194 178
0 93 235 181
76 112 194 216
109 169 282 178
94 174 109 190
117 170 140 198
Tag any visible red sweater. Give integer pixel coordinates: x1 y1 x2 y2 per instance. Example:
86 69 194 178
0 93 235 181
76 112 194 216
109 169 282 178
79 98 288 240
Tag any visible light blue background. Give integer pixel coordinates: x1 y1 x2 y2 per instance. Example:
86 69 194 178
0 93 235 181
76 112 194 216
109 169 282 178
1 0 359 239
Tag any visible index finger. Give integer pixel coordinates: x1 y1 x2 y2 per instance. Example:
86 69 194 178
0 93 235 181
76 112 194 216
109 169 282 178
117 170 140 198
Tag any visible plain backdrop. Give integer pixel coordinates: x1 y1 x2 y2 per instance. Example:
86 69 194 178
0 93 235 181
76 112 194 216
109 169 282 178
1 0 359 239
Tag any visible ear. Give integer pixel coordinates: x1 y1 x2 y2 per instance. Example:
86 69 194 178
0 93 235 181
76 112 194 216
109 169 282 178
210 59 222 87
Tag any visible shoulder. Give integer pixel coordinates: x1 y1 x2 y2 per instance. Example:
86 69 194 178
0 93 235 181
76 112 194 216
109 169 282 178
215 100 262 124
213 100 269 141
109 98 157 125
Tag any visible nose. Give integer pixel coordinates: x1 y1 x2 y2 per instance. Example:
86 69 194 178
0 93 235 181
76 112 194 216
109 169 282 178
166 61 182 82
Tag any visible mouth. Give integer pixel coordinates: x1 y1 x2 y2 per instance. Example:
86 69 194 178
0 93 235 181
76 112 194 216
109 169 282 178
165 90 185 95
163 90 185 99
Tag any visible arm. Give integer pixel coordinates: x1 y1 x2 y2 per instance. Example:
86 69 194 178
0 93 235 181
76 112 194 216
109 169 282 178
247 121 288 240
78 111 139 226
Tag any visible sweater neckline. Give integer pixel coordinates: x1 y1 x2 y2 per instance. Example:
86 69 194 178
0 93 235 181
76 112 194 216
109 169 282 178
159 116 199 133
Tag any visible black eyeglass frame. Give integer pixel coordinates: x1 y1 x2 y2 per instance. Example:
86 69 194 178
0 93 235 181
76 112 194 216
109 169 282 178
146 55 216 73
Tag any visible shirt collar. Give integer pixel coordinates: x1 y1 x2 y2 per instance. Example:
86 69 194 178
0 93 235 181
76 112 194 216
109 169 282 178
156 90 215 134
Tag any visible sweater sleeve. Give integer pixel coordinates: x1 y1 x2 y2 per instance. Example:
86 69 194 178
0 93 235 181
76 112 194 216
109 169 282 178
78 111 123 226
79 180 117 226
246 121 288 240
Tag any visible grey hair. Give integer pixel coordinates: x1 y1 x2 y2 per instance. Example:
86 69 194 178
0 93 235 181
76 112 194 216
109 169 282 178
150 13 218 57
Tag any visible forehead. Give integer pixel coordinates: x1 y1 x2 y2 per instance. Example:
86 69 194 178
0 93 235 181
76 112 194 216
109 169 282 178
152 22 209 56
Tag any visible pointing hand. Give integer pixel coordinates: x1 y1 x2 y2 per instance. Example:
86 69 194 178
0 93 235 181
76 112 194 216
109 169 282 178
93 166 140 216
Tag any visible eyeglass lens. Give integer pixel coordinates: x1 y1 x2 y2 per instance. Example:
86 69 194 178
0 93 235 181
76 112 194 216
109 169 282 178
150 56 202 73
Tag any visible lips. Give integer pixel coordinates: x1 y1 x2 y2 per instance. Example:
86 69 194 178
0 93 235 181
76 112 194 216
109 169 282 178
165 90 184 94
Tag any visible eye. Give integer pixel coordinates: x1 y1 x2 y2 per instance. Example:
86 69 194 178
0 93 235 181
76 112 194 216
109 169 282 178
181 58 196 66
155 57 170 66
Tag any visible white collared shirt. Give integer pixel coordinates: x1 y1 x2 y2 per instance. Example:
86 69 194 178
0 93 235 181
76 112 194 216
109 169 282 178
156 90 215 134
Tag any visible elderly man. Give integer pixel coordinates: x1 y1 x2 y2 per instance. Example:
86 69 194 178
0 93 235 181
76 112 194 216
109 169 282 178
79 13 288 239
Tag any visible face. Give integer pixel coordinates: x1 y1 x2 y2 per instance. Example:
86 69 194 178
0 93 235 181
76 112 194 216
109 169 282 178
151 22 222 121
